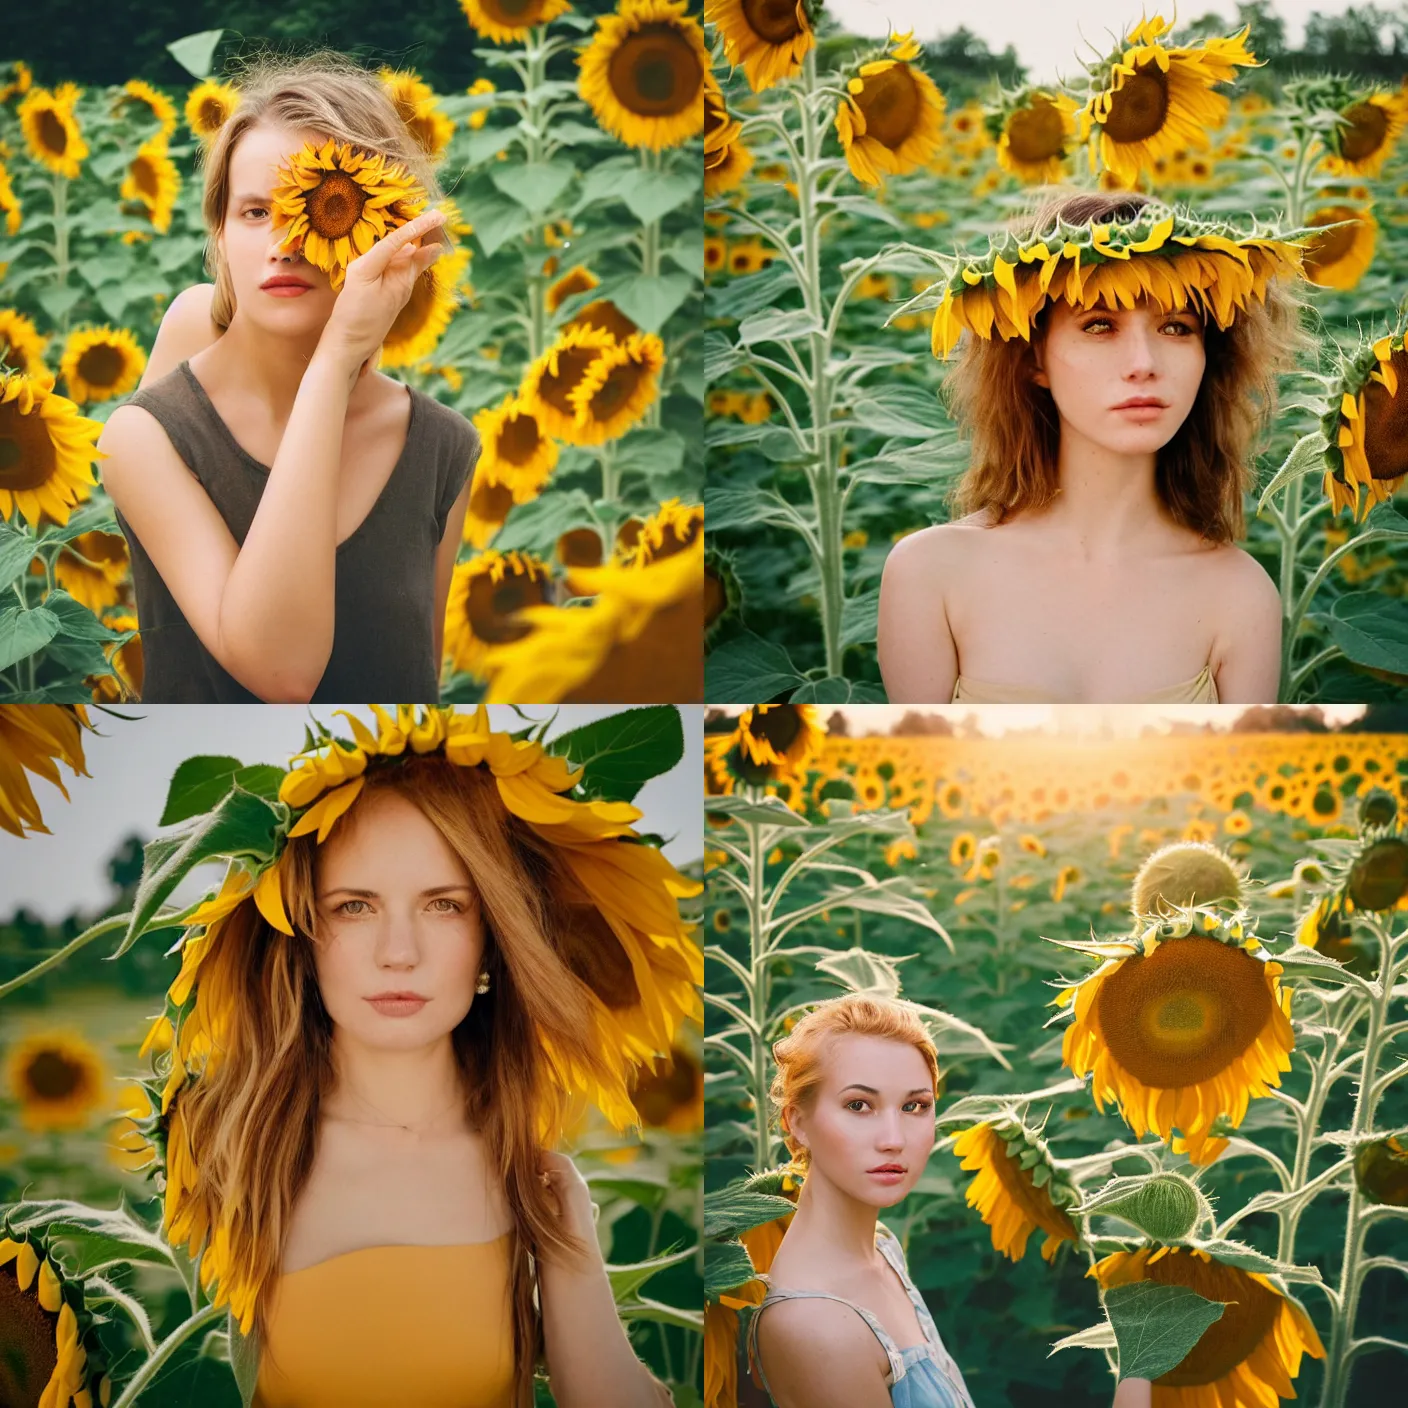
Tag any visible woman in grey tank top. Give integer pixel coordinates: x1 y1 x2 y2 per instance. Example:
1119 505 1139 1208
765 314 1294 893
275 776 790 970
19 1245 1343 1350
96 56 480 703
747 995 1151 1408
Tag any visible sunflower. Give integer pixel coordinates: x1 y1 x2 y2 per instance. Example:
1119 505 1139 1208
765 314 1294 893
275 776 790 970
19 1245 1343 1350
1322 87 1408 178
379 245 469 368
59 325 147 404
992 88 1078 184
1057 915 1294 1165
460 0 572 43
1133 840 1243 917
569 331 665 444
0 160 20 236
0 1229 114 1408
558 527 604 568
116 77 178 139
1356 1135 1408 1205
630 1041 703 1132
0 370 103 529
547 264 599 315
378 66 456 160
1076 14 1258 187
519 323 617 442
0 60 32 104
0 705 91 838
443 550 554 676
579 0 707 151
1302 205 1376 290
269 138 426 292
952 1121 1079 1262
461 395 559 548
120 135 181 235
1090 1247 1323 1404
705 69 753 196
184 78 239 140
730 704 824 778
835 31 945 187
706 0 815 94
0 308 47 377
1321 304 1408 520
1052 864 1082 902
6 1030 108 1131
565 298 640 344
18 83 88 180
467 76 496 129
480 533 703 702
631 498 702 565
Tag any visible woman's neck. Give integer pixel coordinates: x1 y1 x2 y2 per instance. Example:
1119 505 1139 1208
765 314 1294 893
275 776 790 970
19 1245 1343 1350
788 1168 882 1266
1040 422 1171 560
322 1031 468 1137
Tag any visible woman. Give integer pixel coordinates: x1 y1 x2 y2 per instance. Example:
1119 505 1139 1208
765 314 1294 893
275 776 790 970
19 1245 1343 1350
150 705 697 1407
878 189 1310 705
747 994 1150 1408
98 55 477 703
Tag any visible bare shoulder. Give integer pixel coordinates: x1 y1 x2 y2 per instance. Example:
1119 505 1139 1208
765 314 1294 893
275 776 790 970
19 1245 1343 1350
1196 541 1280 617
98 400 184 493
883 515 989 586
756 1297 889 1407
142 283 219 388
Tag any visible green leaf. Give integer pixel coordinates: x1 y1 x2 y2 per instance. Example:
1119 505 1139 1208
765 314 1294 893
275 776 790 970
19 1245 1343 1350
159 755 247 826
37 285 84 325
704 331 740 382
791 677 887 703
737 309 822 347
1362 504 1408 536
840 587 880 652
622 171 699 225
613 273 694 333
1257 431 1329 512
1050 1321 1118 1355
41 590 123 642
120 787 286 956
5 1198 177 1275
705 484 806 535
705 1240 758 1300
490 161 575 212
1104 1281 1225 1382
704 1186 796 1240
0 603 59 672
548 705 684 803
167 29 225 80
702 794 810 829
606 1245 696 1304
1325 592 1408 674
471 194 534 256
228 1315 260 1408
610 427 686 480
0 520 37 592
1188 1238 1322 1283
705 630 804 703
815 946 905 997
850 385 949 438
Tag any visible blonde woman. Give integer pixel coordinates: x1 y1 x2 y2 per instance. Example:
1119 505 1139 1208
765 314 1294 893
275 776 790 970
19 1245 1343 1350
99 55 476 703
878 189 1311 706
748 994 1150 1408
157 712 692 1407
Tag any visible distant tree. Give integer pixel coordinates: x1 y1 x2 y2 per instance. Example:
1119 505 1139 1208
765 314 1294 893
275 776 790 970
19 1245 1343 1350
890 711 954 736
1344 703 1408 732
1229 705 1331 732
825 710 849 737
920 27 1025 103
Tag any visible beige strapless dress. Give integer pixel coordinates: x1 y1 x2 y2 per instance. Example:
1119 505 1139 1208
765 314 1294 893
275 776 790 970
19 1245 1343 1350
950 663 1219 704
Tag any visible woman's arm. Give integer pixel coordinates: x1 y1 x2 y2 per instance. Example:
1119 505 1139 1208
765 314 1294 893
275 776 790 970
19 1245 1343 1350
877 526 960 702
751 1298 893 1408
1113 1377 1152 1407
140 284 220 388
537 1151 672 1408
432 477 471 674
1209 548 1283 703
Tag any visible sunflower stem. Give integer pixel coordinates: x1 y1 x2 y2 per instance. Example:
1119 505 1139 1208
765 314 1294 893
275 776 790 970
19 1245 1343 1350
0 912 131 1000
50 174 70 337
109 1300 225 1408
746 806 772 1171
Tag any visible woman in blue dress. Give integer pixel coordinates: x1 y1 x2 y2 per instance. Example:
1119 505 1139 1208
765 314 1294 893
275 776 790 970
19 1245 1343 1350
747 994 1152 1408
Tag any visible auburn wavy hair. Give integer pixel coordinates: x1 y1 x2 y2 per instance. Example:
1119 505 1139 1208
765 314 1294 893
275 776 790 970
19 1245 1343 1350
198 49 451 331
768 993 939 1168
944 188 1311 542
171 758 629 1406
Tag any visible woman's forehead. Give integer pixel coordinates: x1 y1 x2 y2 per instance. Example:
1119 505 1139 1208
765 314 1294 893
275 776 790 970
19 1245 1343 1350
228 123 322 191
817 1032 932 1089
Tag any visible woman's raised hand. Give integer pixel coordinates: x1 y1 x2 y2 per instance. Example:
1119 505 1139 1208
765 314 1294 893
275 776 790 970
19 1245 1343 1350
317 208 446 384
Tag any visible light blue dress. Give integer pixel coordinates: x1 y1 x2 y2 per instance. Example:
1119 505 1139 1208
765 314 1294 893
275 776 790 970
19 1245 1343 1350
747 1223 975 1408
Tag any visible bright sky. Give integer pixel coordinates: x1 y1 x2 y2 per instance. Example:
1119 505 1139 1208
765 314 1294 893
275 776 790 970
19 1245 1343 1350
827 0 1379 82
1 706 703 923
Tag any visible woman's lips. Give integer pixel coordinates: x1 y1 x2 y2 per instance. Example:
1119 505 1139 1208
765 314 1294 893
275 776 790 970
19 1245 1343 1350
867 1166 906 1185
262 283 310 298
366 996 428 1017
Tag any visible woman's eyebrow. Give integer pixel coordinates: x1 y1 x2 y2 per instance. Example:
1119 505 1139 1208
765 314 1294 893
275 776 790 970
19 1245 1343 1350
233 192 270 204
319 884 475 898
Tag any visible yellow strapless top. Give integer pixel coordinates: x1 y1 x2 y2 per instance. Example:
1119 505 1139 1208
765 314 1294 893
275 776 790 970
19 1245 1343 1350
950 663 1218 704
253 1236 515 1408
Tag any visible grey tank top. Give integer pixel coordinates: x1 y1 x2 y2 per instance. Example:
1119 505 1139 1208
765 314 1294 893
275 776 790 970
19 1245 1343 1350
114 361 479 702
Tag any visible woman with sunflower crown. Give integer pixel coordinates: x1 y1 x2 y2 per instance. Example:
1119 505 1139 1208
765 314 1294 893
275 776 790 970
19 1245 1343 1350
740 993 1152 1408
96 52 478 703
139 705 695 1407
878 187 1313 706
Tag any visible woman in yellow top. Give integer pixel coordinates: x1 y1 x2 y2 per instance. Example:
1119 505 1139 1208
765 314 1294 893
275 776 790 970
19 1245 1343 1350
878 189 1312 705
146 705 698 1408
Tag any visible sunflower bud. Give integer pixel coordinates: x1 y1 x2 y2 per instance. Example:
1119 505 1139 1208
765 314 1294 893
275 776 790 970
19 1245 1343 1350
1358 788 1399 832
1076 1172 1205 1242
1131 841 1242 918
1346 837 1408 910
1354 1135 1408 1206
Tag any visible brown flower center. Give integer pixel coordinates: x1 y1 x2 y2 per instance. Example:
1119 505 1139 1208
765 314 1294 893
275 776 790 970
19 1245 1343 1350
306 171 367 240
567 299 639 342
0 1260 60 1408
76 343 125 390
565 591 702 703
198 96 227 130
132 154 159 199
539 346 602 417
853 63 921 150
1096 937 1271 1087
743 0 806 43
466 564 550 644
38 108 69 156
25 1048 84 1100
490 0 538 19
1363 348 1408 482
468 475 514 527
1102 61 1170 144
587 357 646 422
1006 97 1066 163
558 528 603 567
749 705 803 758
0 396 57 490
608 22 702 118
1305 207 1361 275
1339 100 1389 162
631 1048 700 1126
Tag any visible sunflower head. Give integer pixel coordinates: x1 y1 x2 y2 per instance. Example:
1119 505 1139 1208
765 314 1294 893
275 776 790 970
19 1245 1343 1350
444 550 554 677
184 78 239 140
731 704 825 781
380 245 469 368
705 68 753 197
988 86 1078 184
704 545 741 645
834 30 945 187
0 309 48 378
567 331 666 445
518 323 618 443
115 78 178 140
1132 840 1244 918
706 0 818 94
17 83 89 180
1287 75 1408 177
0 369 103 529
1355 1134 1408 1205
5 1030 108 1132
269 138 428 292
1319 303 1408 520
952 1118 1079 1261
59 325 147 405
1302 204 1376 290
460 0 573 44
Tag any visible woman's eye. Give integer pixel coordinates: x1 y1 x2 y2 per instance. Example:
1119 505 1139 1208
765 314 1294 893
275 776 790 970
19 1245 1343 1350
243 206 268 220
430 897 463 913
336 899 369 916
904 1100 934 1114
844 1099 869 1112
1081 319 1113 333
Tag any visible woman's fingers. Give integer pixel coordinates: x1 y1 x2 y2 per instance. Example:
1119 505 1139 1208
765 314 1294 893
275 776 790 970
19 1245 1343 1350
353 208 446 280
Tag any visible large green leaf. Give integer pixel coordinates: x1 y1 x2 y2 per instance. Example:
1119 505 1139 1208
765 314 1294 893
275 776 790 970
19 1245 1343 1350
548 705 684 802
705 1240 758 1300
228 1316 260 1408
791 677 888 703
704 1186 796 1240
159 756 286 826
705 630 804 703
1104 1282 1225 1382
0 603 59 672
702 794 810 829
622 171 699 225
614 273 695 333
850 385 949 438
1324 592 1408 674
490 161 575 211
167 29 225 79
4 1198 176 1275
0 520 37 592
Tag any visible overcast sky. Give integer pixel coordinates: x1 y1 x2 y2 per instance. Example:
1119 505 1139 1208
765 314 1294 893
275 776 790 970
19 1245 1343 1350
828 0 1380 82
1 706 703 923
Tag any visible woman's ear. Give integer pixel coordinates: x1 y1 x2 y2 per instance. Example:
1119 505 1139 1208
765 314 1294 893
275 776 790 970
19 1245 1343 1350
784 1103 809 1153
1031 341 1050 390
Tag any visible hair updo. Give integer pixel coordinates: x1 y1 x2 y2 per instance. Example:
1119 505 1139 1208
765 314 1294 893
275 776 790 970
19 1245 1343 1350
768 993 940 1168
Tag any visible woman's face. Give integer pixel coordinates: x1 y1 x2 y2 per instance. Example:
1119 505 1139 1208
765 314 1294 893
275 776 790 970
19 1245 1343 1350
1033 297 1207 457
787 1033 936 1208
219 122 337 334
311 788 486 1052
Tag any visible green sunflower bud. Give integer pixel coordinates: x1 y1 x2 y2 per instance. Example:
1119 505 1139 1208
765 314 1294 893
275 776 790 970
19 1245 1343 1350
1132 842 1242 918
1076 1172 1206 1242
1354 1135 1408 1206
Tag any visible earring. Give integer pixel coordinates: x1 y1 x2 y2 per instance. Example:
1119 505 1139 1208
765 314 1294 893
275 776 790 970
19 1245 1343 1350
475 970 491 995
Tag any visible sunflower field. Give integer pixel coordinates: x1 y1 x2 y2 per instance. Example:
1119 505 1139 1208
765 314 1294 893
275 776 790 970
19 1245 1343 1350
0 0 705 707
704 705 1408 1408
703 3 1408 705
0 703 704 1407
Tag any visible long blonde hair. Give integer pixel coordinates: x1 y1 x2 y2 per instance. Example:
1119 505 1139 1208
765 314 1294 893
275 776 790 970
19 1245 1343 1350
198 50 449 331
174 758 629 1405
